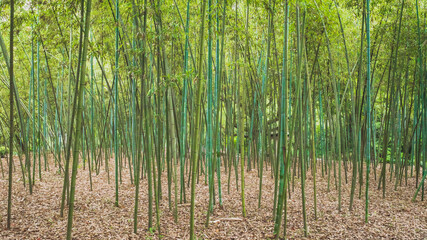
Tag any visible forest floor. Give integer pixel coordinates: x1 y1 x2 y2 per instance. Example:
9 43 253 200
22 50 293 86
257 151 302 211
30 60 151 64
0 155 426 239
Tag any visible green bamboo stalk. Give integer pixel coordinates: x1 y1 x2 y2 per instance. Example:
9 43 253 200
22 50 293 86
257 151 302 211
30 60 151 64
258 0 273 208
114 0 120 208
36 12 41 184
273 1 288 237
153 3 162 233
61 9 84 217
233 1 239 192
168 90 178 222
66 0 92 238
205 0 214 227
42 78 48 172
189 0 207 238
365 0 371 222
306 50 317 221
143 39 155 230
412 0 426 202
90 33 96 175
166 91 173 211
179 0 190 204
319 92 325 177
227 68 233 194
237 52 247 219
29 23 35 193
132 0 148 232
296 4 307 236
7 0 15 229
214 0 225 207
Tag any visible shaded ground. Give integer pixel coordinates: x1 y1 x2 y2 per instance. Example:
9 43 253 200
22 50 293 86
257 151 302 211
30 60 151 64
1 155 426 239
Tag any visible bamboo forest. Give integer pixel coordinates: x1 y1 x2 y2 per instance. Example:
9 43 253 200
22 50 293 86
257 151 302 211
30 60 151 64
0 0 426 239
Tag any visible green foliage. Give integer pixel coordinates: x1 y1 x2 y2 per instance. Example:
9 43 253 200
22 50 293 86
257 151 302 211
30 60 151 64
0 146 8 157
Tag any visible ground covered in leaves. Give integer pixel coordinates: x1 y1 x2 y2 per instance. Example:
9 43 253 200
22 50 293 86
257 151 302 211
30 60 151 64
1 156 426 239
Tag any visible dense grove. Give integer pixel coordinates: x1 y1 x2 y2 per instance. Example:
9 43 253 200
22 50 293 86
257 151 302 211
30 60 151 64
0 0 426 239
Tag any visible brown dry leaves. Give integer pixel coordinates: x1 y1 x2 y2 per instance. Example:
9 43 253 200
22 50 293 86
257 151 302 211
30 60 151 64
0 156 426 239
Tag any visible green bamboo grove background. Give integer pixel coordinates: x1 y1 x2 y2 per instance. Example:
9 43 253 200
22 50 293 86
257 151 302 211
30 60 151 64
1 0 426 239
